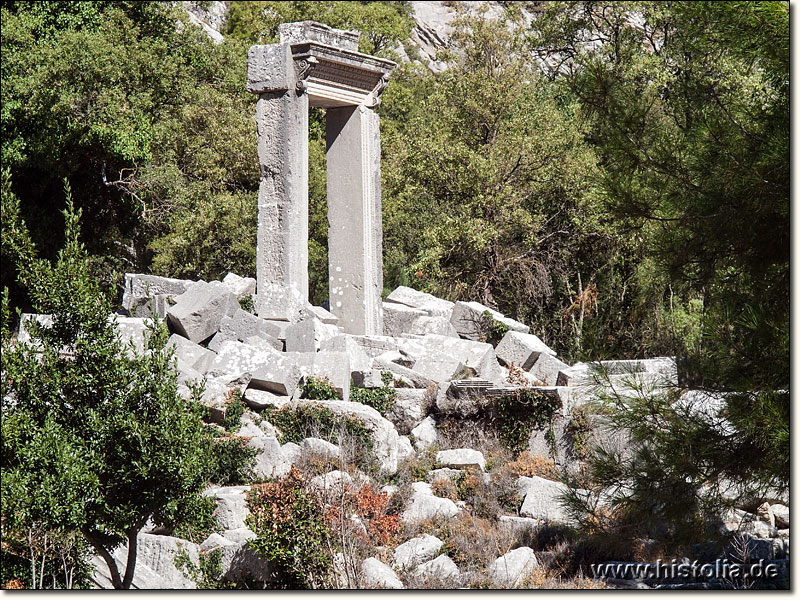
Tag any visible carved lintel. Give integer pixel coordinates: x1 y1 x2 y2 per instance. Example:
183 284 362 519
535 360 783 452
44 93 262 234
294 56 319 94
365 72 392 108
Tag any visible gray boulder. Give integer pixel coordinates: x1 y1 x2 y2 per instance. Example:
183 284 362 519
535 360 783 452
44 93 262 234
495 330 556 369
412 554 461 582
385 285 454 318
167 281 239 343
222 272 256 298
202 486 250 530
361 557 404 589
410 416 438 451
168 334 216 374
122 273 192 318
385 388 435 434
436 448 486 471
402 482 460 522
209 340 301 396
518 476 577 526
393 534 443 571
248 436 291 479
450 300 529 341
487 546 539 588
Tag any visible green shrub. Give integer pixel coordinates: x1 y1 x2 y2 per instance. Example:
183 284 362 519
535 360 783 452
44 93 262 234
350 372 396 416
300 376 339 401
482 310 510 345
155 493 217 544
222 389 246 433
494 390 561 456
207 437 257 486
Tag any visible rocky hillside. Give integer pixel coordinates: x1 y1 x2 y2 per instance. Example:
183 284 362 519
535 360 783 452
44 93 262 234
16 271 785 589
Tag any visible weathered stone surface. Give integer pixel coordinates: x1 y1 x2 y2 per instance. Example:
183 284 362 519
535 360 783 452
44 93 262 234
393 534 443 571
382 302 457 337
373 357 435 389
310 470 353 494
557 358 678 390
290 351 351 400
218 308 282 350
427 468 462 484
256 284 311 323
495 330 556 369
222 272 256 298
327 104 384 336
487 547 539 589
111 316 149 355
410 416 438 451
248 436 291 479
772 503 789 528
168 334 216 374
202 486 251 530
285 316 339 352
396 435 414 462
261 319 291 341
412 347 469 383
385 388 434 434
498 516 542 537
385 285 454 318
450 300 529 341
719 508 775 539
756 502 775 528
297 400 400 474
246 43 295 93
279 20 360 51
243 388 291 410
320 334 373 374
436 448 486 471
527 353 570 387
416 334 499 380
209 340 301 396
402 482 460 522
301 437 341 461
122 273 193 318
167 281 239 343
361 557 404 589
281 442 302 465
412 554 460 582
434 379 497 418
310 304 339 325
518 476 577 526
340 335 399 359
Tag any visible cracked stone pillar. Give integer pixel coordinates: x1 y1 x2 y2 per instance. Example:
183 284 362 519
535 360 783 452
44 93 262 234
247 21 395 332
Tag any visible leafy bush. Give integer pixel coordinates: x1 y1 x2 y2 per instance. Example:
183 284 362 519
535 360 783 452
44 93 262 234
207 436 257 486
222 389 246 433
350 372 396 415
300 376 339 401
154 493 217 544
493 390 561 456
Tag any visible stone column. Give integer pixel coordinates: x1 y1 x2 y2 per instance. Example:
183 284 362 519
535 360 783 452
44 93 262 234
326 105 384 335
248 44 309 320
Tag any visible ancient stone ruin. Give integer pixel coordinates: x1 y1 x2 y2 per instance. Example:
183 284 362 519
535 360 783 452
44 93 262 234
246 21 396 335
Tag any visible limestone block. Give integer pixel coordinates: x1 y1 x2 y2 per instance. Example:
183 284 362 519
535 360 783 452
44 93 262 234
361 557 404 590
168 334 216 374
342 335 399 359
397 435 414 462
310 470 353 495
719 508 775 538
301 437 341 461
261 319 291 341
278 20 360 51
218 308 282 347
487 547 539 589
498 516 542 537
383 302 458 338
412 554 460 582
495 330 556 369
122 273 193 318
248 436 291 479
256 284 312 323
416 334 498 379
385 388 434 434
297 400 400 474
209 340 301 396
435 380 494 419
518 476 578 526
393 534 443 571
281 442 301 465
410 416 438 451
311 305 339 325
385 285 455 318
202 486 251 531
285 316 339 352
528 353 570 387
222 272 256 298
110 315 149 357
450 300 529 341
427 468 462 484
373 357 435 389
290 351 351 401
320 334 373 374
167 281 239 343
246 43 294 94
757 502 776 528
187 375 248 424
436 448 486 471
401 482 460 523
243 388 291 410
412 347 469 383
772 503 789 528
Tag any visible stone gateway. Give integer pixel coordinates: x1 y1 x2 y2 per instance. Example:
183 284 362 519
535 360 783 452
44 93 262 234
246 21 396 335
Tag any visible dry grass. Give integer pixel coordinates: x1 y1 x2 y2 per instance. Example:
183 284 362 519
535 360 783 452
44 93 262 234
508 451 558 480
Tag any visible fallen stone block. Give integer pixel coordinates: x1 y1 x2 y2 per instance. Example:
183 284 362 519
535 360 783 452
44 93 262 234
301 437 341 461
209 340 301 396
412 554 460 582
397 435 414 462
256 283 311 322
243 388 291 410
487 546 539 588
290 351 351 401
382 302 457 337
222 272 256 298
341 335 400 358
285 316 339 352
297 400 400 474
248 436 291 479
373 357 435 389
310 305 339 325
385 388 435 434
362 557 404 589
427 468 463 484
385 285 454 318
167 281 239 343
393 534 443 571
320 334 373 375
416 334 499 380
168 334 216 374
410 416 438 451
402 482 460 523
412 347 470 383
436 448 486 471
122 273 193 319
495 330 556 369
202 486 251 530
217 308 282 349
528 353 570 387
260 319 291 341
112 316 149 355
518 476 579 526
450 301 529 342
